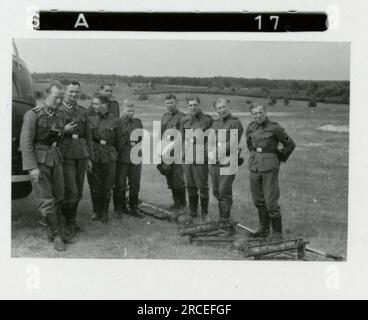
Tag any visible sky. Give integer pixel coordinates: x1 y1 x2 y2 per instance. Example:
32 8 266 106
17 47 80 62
14 39 350 81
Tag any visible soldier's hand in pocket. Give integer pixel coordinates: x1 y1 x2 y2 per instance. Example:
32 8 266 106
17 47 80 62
29 168 41 183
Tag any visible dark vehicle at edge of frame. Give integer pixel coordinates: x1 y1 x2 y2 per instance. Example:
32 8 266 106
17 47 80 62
12 40 35 199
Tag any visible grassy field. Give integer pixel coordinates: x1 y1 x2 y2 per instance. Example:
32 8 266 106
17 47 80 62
12 82 349 260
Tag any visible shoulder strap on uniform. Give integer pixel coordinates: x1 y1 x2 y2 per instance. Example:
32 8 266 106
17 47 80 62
78 103 89 110
32 105 42 113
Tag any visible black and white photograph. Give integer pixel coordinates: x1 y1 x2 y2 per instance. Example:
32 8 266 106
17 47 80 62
4 0 368 301
11 39 350 261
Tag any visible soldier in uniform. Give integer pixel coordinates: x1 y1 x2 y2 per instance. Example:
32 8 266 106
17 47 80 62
59 81 93 240
160 94 186 212
19 83 67 251
87 95 122 223
180 96 213 221
246 104 296 239
209 98 244 223
88 83 120 118
114 99 144 218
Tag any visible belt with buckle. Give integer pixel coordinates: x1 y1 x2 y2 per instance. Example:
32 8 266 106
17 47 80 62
253 147 276 153
94 138 113 146
64 133 84 139
35 141 58 147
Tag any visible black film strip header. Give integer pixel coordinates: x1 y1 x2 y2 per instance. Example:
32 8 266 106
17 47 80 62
35 11 328 32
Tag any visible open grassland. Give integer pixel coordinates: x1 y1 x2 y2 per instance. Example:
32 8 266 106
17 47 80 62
12 82 349 260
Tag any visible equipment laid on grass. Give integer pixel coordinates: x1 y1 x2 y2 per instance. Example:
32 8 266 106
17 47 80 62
179 220 344 261
138 202 174 221
236 224 344 260
178 219 237 243
235 238 309 260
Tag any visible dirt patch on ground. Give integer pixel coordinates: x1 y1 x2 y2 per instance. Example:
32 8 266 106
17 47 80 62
298 142 324 148
317 124 349 133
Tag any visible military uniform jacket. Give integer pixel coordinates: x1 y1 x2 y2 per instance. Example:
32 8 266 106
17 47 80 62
210 113 244 165
59 101 93 160
161 109 185 160
180 111 213 163
117 116 143 164
20 105 65 171
246 117 296 173
161 109 185 136
89 112 123 163
88 99 120 118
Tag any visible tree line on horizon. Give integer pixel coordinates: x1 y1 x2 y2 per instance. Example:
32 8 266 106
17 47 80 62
32 72 350 104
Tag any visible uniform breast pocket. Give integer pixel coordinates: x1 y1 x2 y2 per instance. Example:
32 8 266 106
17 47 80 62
260 132 273 140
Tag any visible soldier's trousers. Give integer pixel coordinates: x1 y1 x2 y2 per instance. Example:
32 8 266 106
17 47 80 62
114 162 142 199
87 161 116 213
166 163 186 190
62 159 88 211
249 169 281 218
31 163 64 218
183 164 209 200
209 164 236 219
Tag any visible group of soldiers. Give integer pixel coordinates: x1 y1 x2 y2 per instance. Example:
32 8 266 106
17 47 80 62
19 81 295 252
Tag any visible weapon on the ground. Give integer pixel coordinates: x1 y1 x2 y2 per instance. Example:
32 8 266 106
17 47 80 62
179 220 344 260
178 220 237 243
235 223 343 260
235 238 309 260
178 219 236 236
138 202 174 220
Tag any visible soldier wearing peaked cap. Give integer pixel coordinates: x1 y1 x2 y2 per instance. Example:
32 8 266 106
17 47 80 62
87 95 123 223
58 81 93 241
20 82 67 251
246 104 296 240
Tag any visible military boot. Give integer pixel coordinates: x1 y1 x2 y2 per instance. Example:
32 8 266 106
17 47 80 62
200 197 210 222
167 189 179 211
113 193 121 217
252 208 270 239
61 206 74 243
91 195 101 221
171 188 187 221
188 195 199 218
64 203 82 242
71 203 83 233
129 194 144 219
100 197 110 224
177 188 187 210
271 215 283 240
45 213 66 252
121 193 131 214
218 205 236 236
